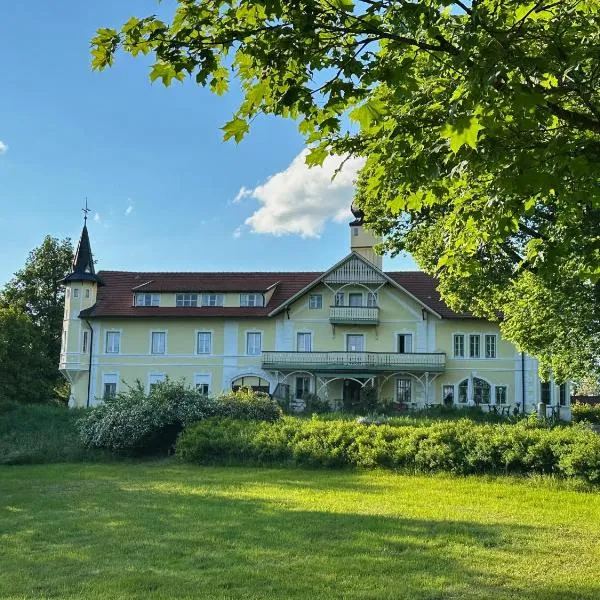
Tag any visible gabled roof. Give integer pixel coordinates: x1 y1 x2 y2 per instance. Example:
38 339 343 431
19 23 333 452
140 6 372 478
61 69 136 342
78 262 475 320
267 252 444 319
62 224 104 286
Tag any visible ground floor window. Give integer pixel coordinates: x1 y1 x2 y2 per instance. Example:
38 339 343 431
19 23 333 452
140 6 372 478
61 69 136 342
458 380 468 403
148 373 166 393
541 381 552 404
559 383 568 406
232 376 270 394
495 386 507 405
102 374 118 399
396 378 411 404
295 376 311 400
194 374 211 396
442 385 454 405
457 378 491 405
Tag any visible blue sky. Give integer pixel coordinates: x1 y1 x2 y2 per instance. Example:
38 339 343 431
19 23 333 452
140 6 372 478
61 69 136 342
0 1 416 287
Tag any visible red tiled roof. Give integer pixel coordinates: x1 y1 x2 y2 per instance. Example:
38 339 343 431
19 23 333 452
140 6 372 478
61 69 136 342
79 269 473 319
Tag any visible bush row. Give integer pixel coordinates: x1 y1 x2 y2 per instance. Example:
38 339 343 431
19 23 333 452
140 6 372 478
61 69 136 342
78 381 282 455
571 403 600 424
176 416 600 483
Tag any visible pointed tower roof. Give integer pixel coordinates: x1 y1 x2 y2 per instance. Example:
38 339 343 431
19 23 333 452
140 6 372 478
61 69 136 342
62 224 104 285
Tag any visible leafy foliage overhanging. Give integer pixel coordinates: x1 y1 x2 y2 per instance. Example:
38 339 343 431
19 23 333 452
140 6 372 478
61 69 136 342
92 1 600 380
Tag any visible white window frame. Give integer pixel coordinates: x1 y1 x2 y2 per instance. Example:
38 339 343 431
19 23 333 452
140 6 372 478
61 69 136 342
442 384 455 404
148 372 166 393
345 333 365 352
82 330 89 354
196 331 213 355
334 292 345 306
246 331 262 356
73 288 80 299
309 294 322 310
85 288 90 299
348 292 363 307
150 330 167 355
469 334 481 358
396 378 412 404
366 292 378 307
495 385 508 405
240 293 264 307
176 293 198 307
102 372 119 400
453 333 465 358
295 376 311 400
484 334 497 359
194 373 212 396
105 330 121 354
296 331 313 352
396 333 413 353
201 293 224 307
135 293 160 307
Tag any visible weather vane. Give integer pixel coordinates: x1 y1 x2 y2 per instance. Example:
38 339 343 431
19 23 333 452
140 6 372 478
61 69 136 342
82 197 91 224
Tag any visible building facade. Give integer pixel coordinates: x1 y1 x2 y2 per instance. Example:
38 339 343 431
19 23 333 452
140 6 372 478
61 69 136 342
59 215 571 418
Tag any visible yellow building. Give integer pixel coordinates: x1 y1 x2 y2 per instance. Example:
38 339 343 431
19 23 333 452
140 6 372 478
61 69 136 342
59 211 571 419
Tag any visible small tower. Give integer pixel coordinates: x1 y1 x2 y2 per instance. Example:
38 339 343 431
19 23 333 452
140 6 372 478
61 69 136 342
59 205 104 407
349 203 383 269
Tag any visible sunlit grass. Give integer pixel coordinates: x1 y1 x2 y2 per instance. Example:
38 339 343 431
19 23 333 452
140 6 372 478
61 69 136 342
1 463 599 599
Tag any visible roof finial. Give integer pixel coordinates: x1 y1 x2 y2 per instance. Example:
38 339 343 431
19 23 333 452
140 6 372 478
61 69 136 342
82 197 91 225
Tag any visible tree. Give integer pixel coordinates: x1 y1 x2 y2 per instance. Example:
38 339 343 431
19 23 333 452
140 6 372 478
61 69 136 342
92 1 600 379
0 308 54 404
0 236 74 399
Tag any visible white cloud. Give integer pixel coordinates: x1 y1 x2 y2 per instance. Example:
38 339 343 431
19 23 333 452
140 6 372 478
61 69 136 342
242 149 365 238
232 186 252 204
232 226 243 239
125 204 134 216
93 212 101 223
0 140 8 153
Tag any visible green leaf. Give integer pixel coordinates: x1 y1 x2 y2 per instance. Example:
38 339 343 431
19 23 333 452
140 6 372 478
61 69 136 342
440 116 484 153
349 99 387 131
305 146 328 167
221 118 249 143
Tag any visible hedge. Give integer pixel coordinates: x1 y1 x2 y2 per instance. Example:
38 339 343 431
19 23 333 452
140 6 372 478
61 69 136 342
78 381 281 455
176 416 600 483
572 403 600 424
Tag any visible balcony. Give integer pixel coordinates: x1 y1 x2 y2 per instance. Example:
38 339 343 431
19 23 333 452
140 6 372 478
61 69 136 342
262 351 446 373
329 306 379 325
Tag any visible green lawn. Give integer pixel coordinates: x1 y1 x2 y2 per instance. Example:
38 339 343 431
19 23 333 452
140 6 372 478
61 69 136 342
1 463 599 599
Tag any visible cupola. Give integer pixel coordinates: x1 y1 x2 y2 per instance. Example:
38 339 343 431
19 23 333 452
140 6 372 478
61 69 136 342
349 203 383 270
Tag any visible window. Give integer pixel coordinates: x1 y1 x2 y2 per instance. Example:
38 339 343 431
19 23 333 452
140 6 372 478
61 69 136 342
346 334 364 352
458 380 468 403
246 332 262 355
473 378 491 405
135 293 160 307
485 335 497 358
559 383 568 406
176 293 198 307
73 288 79 299
469 334 481 358
367 292 378 307
105 331 120 354
196 332 212 354
240 293 264 307
453 334 465 358
148 373 166 392
442 385 454 405
85 289 90 299
334 292 345 306
102 374 118 399
151 331 166 354
348 293 363 307
541 381 552 405
396 379 411 404
297 332 312 352
295 376 310 400
201 294 224 307
82 331 88 353
495 386 507 405
397 333 413 354
194 375 211 396
353 226 359 237
309 295 322 309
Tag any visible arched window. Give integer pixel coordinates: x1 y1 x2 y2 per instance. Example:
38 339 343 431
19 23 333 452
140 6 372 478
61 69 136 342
232 376 270 394
457 378 492 405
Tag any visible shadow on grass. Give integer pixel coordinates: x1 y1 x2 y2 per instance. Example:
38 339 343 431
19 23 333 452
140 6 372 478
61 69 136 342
2 468 599 600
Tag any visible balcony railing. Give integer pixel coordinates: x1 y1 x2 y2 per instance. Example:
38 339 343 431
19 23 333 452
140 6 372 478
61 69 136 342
262 351 446 373
329 305 379 324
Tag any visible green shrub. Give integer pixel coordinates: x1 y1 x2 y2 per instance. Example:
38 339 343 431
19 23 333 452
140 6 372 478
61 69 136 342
176 416 600 483
572 403 600 424
0 404 107 465
78 381 281 455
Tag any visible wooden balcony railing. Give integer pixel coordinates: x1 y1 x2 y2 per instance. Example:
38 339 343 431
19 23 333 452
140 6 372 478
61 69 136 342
329 306 379 324
262 351 446 373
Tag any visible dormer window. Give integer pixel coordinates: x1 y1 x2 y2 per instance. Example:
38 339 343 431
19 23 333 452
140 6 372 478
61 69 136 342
135 293 160 307
240 293 264 307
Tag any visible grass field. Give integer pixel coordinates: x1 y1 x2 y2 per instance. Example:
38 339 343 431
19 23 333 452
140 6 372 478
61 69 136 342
1 463 600 599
